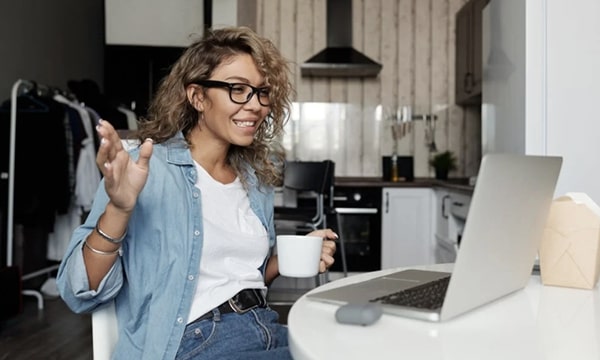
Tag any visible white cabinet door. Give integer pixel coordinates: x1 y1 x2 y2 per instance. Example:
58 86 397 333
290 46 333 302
381 188 434 269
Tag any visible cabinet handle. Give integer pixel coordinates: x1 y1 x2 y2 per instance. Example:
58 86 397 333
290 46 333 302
385 192 389 214
441 194 451 219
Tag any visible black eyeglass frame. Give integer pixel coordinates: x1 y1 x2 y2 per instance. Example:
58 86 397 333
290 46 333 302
193 80 271 107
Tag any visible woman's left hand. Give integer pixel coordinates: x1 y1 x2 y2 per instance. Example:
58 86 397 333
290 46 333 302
306 228 338 273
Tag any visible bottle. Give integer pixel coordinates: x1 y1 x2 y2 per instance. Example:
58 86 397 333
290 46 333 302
391 153 399 182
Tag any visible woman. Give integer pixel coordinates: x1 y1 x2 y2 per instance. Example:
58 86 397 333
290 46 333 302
57 26 337 360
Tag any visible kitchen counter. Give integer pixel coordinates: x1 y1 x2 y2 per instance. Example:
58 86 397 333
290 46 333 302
335 177 474 194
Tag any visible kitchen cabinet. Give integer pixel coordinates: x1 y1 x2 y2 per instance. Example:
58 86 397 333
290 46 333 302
381 188 434 269
455 0 488 105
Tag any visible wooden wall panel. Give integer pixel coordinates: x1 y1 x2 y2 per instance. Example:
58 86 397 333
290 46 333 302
260 0 279 43
379 0 399 158
310 0 329 103
361 0 382 175
293 0 315 102
395 0 414 158
278 1 295 68
413 0 432 177
431 0 450 161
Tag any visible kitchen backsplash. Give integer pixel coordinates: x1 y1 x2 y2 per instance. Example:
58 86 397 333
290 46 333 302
255 0 482 178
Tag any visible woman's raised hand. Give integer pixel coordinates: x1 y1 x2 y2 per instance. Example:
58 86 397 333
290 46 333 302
95 119 153 213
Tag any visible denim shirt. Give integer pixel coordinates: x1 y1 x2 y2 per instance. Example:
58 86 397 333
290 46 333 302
56 132 276 360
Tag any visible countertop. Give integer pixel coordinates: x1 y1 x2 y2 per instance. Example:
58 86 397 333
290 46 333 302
335 177 474 194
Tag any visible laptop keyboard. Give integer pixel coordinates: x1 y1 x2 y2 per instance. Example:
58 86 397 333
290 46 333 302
370 276 451 310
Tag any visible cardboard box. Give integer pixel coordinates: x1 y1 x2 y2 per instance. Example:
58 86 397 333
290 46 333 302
539 193 600 289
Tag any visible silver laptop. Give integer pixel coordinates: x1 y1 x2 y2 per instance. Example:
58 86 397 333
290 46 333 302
307 153 562 322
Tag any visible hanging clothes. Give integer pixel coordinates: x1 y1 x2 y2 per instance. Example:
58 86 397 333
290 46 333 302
47 93 101 261
53 93 101 212
0 90 71 230
0 87 71 274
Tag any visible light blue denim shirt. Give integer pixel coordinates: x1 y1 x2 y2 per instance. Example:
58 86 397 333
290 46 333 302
56 132 276 360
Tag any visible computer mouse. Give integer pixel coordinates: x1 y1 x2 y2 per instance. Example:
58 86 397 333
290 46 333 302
335 303 383 326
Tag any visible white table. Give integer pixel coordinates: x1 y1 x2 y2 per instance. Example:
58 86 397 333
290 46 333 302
288 264 600 360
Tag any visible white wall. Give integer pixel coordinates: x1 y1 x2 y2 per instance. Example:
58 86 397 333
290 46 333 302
483 0 600 203
105 0 204 47
545 0 600 202
212 0 237 28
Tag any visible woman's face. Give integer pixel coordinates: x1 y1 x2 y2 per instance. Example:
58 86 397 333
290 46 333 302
195 53 270 147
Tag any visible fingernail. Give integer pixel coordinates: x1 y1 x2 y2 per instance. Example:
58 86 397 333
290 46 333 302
144 138 153 143
100 137 107 145
103 162 109 168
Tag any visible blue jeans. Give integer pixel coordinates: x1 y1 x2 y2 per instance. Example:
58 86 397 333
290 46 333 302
175 307 292 360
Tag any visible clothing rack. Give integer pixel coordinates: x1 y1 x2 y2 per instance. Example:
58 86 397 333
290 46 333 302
6 79 59 310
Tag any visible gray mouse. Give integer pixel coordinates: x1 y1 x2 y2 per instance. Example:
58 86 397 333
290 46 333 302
335 303 383 326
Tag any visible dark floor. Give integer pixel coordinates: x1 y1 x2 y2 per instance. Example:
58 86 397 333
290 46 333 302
0 293 292 360
0 296 92 360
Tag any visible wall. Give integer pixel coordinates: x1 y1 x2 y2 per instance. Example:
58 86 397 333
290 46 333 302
545 0 600 202
0 1 104 98
254 0 481 178
483 0 600 203
105 0 204 47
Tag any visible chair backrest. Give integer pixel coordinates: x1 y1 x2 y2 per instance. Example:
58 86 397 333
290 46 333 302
92 302 118 360
283 160 334 195
276 160 335 230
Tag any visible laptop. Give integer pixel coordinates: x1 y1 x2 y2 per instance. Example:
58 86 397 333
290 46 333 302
307 153 562 322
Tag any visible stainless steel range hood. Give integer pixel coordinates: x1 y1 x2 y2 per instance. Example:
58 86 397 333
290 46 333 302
301 0 382 78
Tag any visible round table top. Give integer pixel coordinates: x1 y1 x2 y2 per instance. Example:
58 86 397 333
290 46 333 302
287 264 600 360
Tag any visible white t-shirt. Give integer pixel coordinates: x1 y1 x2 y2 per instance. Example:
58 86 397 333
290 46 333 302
187 162 269 323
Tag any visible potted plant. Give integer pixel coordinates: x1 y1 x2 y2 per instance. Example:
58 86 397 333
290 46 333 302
429 151 457 180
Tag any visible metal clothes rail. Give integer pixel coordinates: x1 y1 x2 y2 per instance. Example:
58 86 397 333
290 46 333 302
5 79 59 310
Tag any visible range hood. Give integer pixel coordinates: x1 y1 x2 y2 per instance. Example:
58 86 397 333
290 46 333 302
301 0 382 78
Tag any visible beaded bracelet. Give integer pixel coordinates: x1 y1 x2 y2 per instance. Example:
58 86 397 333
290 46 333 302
84 238 122 256
95 221 127 244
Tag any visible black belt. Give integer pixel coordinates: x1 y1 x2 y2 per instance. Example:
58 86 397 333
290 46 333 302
193 289 267 323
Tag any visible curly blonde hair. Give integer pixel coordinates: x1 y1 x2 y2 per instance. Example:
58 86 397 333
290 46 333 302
134 26 293 187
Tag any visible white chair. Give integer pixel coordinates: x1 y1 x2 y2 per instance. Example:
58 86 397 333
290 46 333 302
92 302 118 360
89 139 132 360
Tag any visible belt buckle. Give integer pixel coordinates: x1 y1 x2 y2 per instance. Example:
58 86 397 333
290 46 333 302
228 289 265 314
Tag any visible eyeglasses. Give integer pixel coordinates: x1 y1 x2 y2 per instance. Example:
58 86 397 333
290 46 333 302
193 80 270 107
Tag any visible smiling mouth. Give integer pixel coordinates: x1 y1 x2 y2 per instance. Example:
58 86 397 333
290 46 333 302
234 120 256 128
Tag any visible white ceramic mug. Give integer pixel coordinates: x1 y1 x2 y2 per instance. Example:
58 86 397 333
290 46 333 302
276 235 323 277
